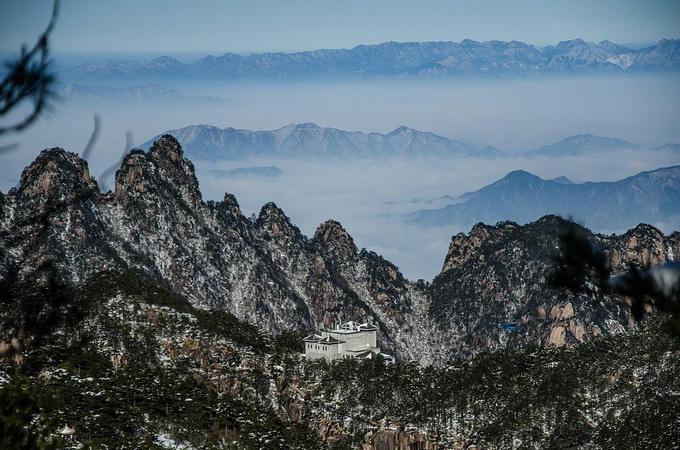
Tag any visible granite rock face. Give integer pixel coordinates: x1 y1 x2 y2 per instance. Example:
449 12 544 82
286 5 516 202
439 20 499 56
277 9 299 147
0 137 421 359
430 216 679 358
2 138 676 362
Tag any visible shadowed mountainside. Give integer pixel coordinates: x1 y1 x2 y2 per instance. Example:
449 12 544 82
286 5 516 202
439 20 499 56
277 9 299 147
409 166 680 233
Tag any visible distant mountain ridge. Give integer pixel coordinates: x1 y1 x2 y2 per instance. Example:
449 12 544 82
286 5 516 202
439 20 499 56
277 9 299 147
58 83 226 104
140 123 497 160
524 133 639 158
409 166 680 232
64 38 680 80
59 83 183 102
3 136 678 366
142 124 677 161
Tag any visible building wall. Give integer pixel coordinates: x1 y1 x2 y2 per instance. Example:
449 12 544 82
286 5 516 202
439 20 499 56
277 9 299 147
323 330 377 352
305 342 345 361
305 326 380 361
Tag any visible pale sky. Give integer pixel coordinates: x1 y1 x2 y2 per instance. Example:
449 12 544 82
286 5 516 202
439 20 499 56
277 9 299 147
1 0 679 57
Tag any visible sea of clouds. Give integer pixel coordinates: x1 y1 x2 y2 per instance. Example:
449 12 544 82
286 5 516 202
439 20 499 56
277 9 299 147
2 75 678 280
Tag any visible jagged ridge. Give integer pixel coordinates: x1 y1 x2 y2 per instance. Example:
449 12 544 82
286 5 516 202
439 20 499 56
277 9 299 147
140 123 491 161
430 216 679 357
65 38 680 80
409 166 680 233
1 138 677 363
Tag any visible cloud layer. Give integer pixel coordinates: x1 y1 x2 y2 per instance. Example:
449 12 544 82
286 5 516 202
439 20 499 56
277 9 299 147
1 75 678 280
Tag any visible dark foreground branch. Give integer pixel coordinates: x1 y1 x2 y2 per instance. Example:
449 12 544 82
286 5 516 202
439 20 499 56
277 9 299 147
0 0 59 136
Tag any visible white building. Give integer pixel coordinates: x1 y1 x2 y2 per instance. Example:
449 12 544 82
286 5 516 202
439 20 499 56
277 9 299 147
304 321 392 362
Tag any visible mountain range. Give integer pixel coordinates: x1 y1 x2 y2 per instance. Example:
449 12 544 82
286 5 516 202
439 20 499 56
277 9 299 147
64 38 680 80
1 137 679 448
2 136 678 364
409 166 680 232
141 123 677 161
523 133 639 158
140 123 501 160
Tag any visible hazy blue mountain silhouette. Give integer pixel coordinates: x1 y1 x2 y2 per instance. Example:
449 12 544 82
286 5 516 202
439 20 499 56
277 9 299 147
64 39 680 80
409 166 680 232
140 123 496 160
523 134 639 158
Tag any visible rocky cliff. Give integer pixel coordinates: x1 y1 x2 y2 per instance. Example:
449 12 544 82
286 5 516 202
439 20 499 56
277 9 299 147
0 136 425 359
1 137 677 363
430 217 679 358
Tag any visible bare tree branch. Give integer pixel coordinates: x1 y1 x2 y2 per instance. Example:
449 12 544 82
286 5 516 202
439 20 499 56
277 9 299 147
99 130 134 193
82 114 101 161
551 220 680 334
0 0 59 136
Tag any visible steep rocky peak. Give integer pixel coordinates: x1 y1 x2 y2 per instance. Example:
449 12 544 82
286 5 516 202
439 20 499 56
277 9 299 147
114 136 202 207
442 231 477 274
257 201 285 221
207 192 246 230
390 125 413 135
441 222 497 273
533 214 573 230
608 223 669 270
626 223 664 237
441 220 544 274
256 202 300 239
469 222 494 244
149 134 185 163
114 150 152 204
314 220 358 255
620 223 666 254
149 136 201 196
18 148 98 206
221 193 242 216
